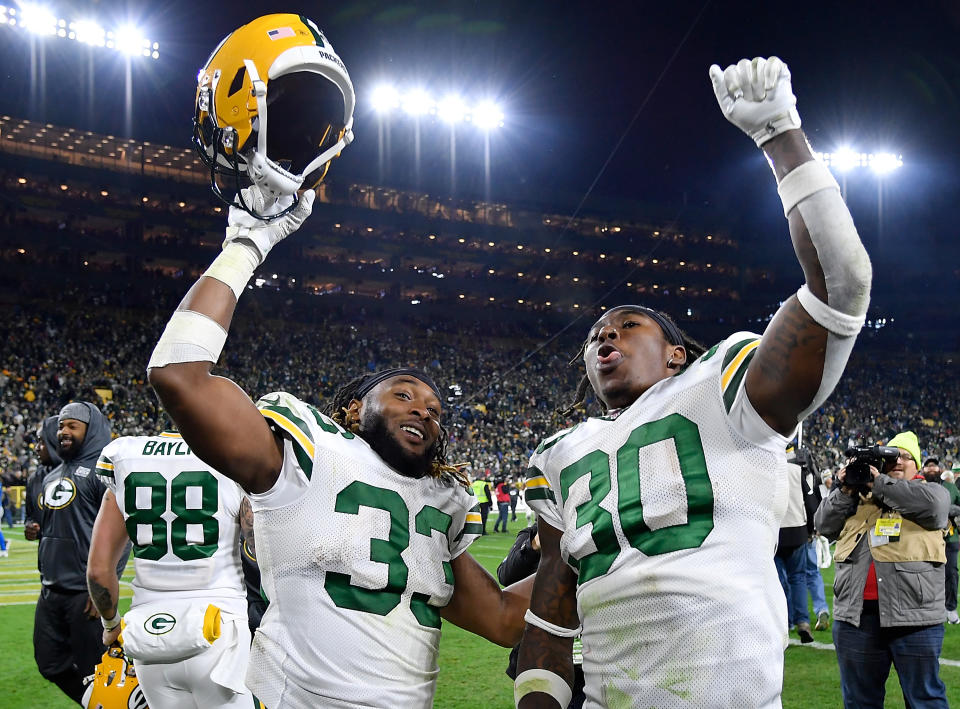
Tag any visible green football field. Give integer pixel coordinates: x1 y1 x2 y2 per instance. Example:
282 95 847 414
2 529 959 708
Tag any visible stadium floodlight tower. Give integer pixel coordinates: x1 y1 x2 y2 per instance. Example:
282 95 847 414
817 147 903 245
437 95 467 195
472 101 504 204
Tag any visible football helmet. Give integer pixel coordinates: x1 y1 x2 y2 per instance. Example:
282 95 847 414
82 642 149 709
193 13 355 219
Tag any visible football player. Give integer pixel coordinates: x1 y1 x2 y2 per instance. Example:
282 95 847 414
87 430 253 708
514 57 872 708
146 13 532 708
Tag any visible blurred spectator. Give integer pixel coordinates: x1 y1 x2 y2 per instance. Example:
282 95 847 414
493 478 511 533
815 431 950 709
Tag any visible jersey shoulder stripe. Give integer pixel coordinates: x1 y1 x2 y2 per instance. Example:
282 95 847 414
720 336 761 413
257 392 315 479
461 504 484 536
95 455 114 479
524 465 555 503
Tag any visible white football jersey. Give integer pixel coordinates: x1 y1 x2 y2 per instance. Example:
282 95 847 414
246 391 482 709
96 432 247 616
527 332 791 709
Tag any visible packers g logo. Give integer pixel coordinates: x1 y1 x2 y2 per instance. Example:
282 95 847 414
43 479 77 509
144 613 177 635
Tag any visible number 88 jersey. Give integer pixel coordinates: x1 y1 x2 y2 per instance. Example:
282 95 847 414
526 332 791 709
95 432 246 614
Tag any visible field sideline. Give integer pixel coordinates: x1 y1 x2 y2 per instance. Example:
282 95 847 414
1 529 958 708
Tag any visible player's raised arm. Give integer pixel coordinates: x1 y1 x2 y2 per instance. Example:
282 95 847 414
147 190 315 493
709 57 872 436
149 16 354 493
514 520 580 709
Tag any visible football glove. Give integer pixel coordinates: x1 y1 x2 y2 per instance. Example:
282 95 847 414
223 185 316 266
709 56 802 147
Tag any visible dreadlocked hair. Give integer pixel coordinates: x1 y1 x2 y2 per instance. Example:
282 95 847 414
557 312 707 419
326 374 471 489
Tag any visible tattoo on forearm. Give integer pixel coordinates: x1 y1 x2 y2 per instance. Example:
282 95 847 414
88 579 117 617
517 553 578 689
240 497 256 558
755 298 824 382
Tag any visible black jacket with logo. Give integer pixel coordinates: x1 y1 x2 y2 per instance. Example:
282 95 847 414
37 403 117 592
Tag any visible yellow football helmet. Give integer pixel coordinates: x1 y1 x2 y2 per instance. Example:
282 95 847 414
82 643 149 709
193 13 355 219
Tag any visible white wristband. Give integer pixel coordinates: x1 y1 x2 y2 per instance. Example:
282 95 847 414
147 310 228 369
796 285 865 337
514 669 572 708
524 609 581 638
204 241 260 300
777 159 839 217
101 613 121 631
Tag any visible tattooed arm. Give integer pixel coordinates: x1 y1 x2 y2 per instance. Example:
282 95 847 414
87 491 131 644
239 496 255 559
515 520 579 708
744 129 870 436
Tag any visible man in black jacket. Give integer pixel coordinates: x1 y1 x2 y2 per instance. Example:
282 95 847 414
32 402 123 705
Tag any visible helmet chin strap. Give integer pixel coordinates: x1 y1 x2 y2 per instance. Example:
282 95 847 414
241 58 351 207
242 59 304 204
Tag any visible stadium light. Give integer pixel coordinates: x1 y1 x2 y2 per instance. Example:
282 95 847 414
437 95 467 124
19 3 56 34
402 88 432 116
869 152 903 175
111 25 146 56
816 148 903 174
0 4 159 57
71 19 105 46
370 84 399 113
472 101 504 130
367 82 506 129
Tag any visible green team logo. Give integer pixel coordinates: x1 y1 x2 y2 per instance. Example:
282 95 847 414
144 612 177 635
43 479 77 509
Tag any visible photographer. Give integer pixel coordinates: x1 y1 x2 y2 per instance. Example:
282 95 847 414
815 431 950 708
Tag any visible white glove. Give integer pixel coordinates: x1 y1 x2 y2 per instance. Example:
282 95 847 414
709 56 801 147
222 185 316 265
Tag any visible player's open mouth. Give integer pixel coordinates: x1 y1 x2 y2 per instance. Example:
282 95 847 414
400 425 425 441
596 344 623 371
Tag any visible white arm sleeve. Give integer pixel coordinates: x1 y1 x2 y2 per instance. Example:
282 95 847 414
776 160 872 422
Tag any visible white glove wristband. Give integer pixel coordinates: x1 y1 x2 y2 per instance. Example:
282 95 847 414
524 609 581 638
204 242 260 300
147 310 228 369
514 669 572 709
101 613 121 631
777 159 840 217
796 285 865 338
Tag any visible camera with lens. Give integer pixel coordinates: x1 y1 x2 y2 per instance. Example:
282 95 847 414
843 445 900 487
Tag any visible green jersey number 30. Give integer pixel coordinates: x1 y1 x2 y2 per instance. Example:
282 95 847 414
559 413 714 584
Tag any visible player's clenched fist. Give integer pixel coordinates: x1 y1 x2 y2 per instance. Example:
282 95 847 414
709 56 801 147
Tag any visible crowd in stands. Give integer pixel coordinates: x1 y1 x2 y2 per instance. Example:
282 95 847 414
3 295 957 490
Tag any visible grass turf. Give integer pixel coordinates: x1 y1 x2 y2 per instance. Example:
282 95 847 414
1 528 958 708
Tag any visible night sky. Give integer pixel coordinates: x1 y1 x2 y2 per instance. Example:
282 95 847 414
2 1 959 277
